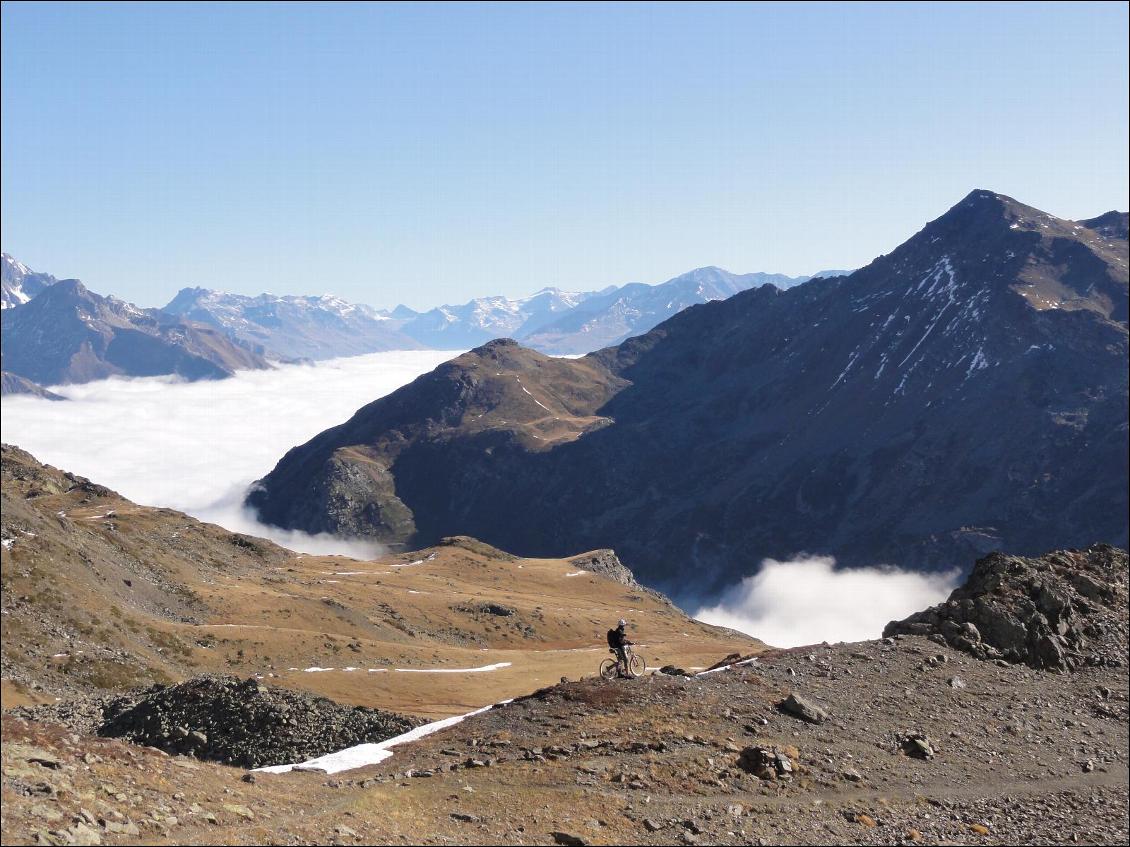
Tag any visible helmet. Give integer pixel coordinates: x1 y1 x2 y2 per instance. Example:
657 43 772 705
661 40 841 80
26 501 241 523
618 619 626 628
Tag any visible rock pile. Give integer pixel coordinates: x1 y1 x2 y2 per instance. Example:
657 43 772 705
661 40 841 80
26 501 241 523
736 745 796 780
884 545 1128 671
96 675 422 768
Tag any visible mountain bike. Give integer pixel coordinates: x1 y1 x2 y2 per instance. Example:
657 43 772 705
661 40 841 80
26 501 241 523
600 645 645 679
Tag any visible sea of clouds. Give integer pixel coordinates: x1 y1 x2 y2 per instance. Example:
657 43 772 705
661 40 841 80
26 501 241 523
695 555 959 648
0 350 454 557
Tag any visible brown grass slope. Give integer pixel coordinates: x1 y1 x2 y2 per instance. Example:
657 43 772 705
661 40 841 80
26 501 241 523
1 444 756 716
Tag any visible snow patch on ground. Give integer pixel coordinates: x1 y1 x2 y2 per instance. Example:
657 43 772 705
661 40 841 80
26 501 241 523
256 700 515 775
394 662 512 674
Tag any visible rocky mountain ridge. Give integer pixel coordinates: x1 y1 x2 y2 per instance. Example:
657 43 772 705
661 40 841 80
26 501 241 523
2 253 58 310
1 371 66 400
0 277 269 386
247 190 1130 596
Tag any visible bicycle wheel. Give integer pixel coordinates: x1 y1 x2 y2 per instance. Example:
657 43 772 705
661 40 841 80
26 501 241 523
627 653 645 678
599 658 618 680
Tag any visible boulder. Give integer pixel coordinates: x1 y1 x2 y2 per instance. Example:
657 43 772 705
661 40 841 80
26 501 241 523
737 745 795 780
900 734 936 760
777 692 829 724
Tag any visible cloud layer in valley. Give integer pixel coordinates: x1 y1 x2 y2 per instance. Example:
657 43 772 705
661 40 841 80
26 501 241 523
0 350 455 557
695 555 959 648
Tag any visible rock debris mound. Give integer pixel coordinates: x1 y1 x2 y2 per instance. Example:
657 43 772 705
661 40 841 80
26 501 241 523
884 545 1128 671
96 675 422 768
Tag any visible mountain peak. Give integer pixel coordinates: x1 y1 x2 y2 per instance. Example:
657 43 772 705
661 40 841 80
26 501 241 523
39 277 90 301
390 304 419 320
1080 210 1130 240
860 190 1128 322
2 252 31 275
2 253 60 309
941 189 1048 229
473 337 524 354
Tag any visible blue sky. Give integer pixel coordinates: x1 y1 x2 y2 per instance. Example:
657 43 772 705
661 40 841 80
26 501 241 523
2 2 1127 309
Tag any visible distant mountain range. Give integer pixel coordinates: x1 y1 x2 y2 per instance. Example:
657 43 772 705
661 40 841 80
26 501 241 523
163 266 826 360
419 268 820 354
0 256 269 394
163 287 423 361
0 250 832 399
386 286 603 351
246 190 1129 598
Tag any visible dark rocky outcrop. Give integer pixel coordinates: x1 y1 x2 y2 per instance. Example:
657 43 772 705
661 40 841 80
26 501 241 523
248 191 1128 595
95 676 421 769
884 545 1128 671
567 550 637 587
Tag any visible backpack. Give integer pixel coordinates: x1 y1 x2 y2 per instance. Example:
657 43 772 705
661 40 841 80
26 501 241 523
606 628 618 649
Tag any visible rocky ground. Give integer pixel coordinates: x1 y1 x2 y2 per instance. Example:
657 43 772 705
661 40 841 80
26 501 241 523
3 630 1127 846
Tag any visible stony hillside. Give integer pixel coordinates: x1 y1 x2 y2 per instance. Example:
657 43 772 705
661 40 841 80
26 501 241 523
3 545 1126 846
247 190 1129 596
1 444 755 716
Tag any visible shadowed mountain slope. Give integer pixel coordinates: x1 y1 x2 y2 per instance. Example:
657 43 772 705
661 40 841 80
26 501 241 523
248 191 1128 596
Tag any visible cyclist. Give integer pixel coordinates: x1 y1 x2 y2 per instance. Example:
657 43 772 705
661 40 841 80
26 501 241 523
606 619 632 676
